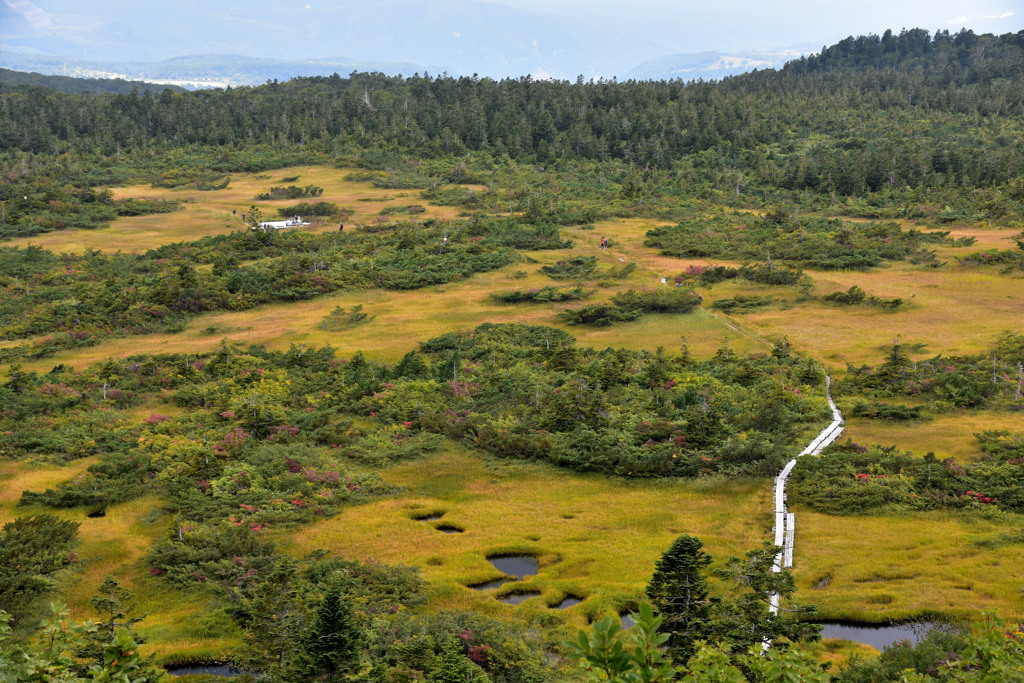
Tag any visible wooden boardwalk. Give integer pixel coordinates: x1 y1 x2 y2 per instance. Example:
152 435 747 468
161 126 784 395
765 376 844 648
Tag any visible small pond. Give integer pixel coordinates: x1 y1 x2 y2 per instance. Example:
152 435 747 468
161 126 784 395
413 513 444 521
620 614 635 629
552 596 583 610
487 555 538 578
165 663 239 677
469 578 516 591
436 524 463 534
498 591 541 605
819 621 937 650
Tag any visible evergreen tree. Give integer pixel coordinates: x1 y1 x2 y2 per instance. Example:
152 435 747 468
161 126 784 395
710 541 821 651
0 514 79 625
427 636 488 682
90 576 145 642
236 558 309 679
301 580 363 682
645 534 713 662
77 576 148 669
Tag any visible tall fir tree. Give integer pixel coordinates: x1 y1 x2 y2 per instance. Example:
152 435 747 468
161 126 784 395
302 580 363 682
645 534 713 662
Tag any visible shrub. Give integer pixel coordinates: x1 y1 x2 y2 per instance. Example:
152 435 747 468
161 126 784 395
711 295 773 312
558 303 644 326
256 185 323 200
849 401 925 420
823 286 867 305
491 286 591 303
540 256 599 280
318 305 374 330
277 201 343 217
610 288 702 314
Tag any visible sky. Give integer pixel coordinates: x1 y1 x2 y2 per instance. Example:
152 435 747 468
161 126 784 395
494 0 1022 49
1 0 1021 80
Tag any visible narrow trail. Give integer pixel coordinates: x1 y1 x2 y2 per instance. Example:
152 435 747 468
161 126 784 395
764 376 844 649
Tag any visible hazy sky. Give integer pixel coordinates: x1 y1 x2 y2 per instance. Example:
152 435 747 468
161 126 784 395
494 0 1022 49
1 0 1022 79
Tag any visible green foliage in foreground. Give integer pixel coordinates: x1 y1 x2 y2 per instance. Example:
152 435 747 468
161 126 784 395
0 515 80 627
789 431 1024 515
568 605 1023 683
645 536 821 663
0 604 164 683
190 548 548 682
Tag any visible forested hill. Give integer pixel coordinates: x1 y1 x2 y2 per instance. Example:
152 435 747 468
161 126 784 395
1 28 1022 205
0 68 186 95
783 28 1024 84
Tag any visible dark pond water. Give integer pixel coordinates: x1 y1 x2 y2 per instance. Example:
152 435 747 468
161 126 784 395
487 555 538 578
620 614 635 629
436 525 463 534
819 621 936 650
498 591 541 605
87 508 107 518
165 663 239 677
553 596 583 610
469 578 516 591
414 513 444 521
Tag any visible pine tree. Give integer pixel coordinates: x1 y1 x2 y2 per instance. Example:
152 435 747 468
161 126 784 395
302 581 363 681
90 576 145 642
78 576 149 669
645 534 712 662
427 636 488 682
710 540 821 651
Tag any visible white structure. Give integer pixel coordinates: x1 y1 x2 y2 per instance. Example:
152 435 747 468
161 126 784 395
763 376 844 651
257 215 309 230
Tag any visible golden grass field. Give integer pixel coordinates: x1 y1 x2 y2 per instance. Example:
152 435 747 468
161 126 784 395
4 166 1024 662
794 507 1024 621
288 448 771 629
841 409 1016 463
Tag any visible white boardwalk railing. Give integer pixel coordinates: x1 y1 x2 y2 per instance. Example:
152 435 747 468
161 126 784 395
764 376 844 649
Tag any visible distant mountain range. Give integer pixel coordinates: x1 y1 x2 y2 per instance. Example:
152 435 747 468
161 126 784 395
0 52 446 90
0 47 816 89
0 0 817 85
624 48 816 81
0 66 187 94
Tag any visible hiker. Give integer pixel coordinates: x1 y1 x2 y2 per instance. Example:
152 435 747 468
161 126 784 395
339 223 344 231
232 209 236 215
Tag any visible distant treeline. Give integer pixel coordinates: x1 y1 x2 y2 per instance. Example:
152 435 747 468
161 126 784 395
0 67 185 95
0 29 1022 201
